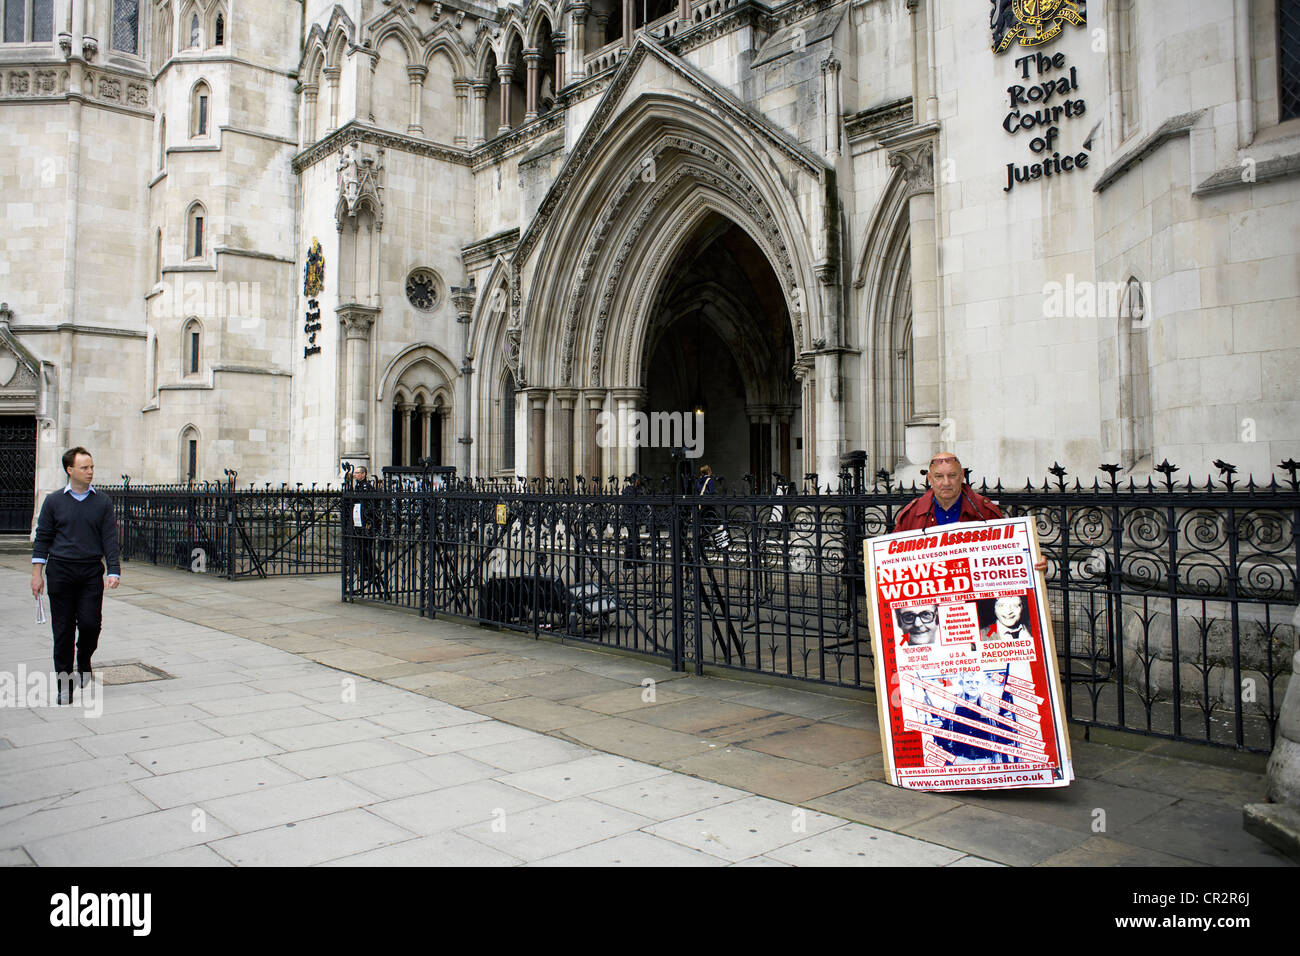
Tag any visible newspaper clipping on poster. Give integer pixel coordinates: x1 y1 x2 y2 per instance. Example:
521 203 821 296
865 516 1073 791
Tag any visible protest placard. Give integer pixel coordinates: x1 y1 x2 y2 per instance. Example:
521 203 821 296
865 516 1073 791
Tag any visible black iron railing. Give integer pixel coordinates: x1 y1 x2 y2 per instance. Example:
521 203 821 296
109 459 1300 752
106 478 343 579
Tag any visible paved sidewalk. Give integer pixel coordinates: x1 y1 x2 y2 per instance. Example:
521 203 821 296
0 558 1292 866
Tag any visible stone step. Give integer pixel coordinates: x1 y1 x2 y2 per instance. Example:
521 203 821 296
1242 803 1300 863
0 535 32 555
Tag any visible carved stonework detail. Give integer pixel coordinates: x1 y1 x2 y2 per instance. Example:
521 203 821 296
35 71 56 95
553 138 801 386
335 142 385 229
888 141 935 197
339 307 377 340
98 77 122 101
8 72 30 95
126 83 149 107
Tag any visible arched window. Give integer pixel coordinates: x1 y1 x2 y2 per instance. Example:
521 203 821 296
180 426 200 482
183 318 202 376
155 228 162 283
189 12 200 48
158 114 166 170
152 4 173 70
111 0 139 53
213 11 225 47
1118 277 1152 465
502 371 516 471
191 81 210 137
186 202 206 259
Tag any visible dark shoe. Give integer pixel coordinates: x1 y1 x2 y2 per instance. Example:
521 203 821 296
56 673 75 705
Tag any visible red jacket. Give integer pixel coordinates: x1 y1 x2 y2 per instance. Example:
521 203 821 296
892 486 1004 533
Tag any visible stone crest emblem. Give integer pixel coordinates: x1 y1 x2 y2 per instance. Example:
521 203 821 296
991 0 1085 54
304 237 325 298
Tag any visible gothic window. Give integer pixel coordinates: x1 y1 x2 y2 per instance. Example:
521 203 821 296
111 0 139 54
1119 277 1152 466
502 371 516 472
152 4 172 70
158 114 166 170
1282 0 1300 121
405 269 441 311
213 11 225 47
191 81 211 137
189 12 200 48
155 228 162 282
180 426 200 482
183 318 202 375
3 0 53 43
186 202 206 259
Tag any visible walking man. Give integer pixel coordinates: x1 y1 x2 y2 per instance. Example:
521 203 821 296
30 447 120 704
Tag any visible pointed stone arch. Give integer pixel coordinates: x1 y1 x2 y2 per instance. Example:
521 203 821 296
515 93 823 390
855 165 914 471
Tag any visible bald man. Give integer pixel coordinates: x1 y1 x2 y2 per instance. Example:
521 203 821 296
892 452 1003 533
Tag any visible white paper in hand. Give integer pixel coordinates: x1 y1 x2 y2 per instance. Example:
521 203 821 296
35 594 47 625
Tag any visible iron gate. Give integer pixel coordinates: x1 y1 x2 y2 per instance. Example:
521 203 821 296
0 416 36 534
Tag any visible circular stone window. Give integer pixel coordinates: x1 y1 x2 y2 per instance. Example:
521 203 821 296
405 268 442 311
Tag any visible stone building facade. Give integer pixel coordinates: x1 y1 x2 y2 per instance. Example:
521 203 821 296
1 0 1297 527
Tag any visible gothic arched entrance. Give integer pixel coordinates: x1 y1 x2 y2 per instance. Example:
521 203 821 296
640 214 798 488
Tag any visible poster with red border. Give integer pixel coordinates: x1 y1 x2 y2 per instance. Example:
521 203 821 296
865 516 1073 791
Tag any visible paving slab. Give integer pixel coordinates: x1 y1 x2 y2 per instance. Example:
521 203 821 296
0 563 1285 868
130 757 304 810
901 805 1092 866
209 808 415 866
456 797 653 862
642 796 843 863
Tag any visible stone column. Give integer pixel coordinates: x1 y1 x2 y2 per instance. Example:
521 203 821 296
400 403 414 465
612 387 645 479
584 391 606 482
812 350 843 485
526 389 548 479
523 50 540 122
621 0 634 48
356 49 378 124
301 83 319 145
450 285 476 475
322 67 341 133
453 80 469 147
553 388 578 483
407 64 427 136
678 0 690 23
569 3 588 84
794 360 814 480
497 64 514 135
1267 650 1300 803
553 32 566 92
887 136 940 465
470 80 488 146
339 306 379 463
822 57 841 160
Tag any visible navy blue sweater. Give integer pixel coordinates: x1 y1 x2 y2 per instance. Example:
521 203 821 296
32 489 121 575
